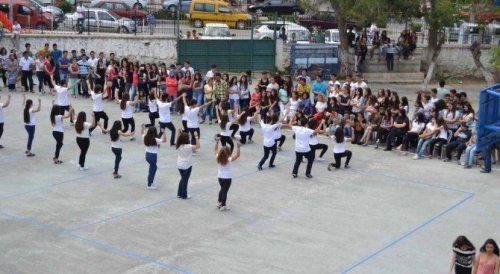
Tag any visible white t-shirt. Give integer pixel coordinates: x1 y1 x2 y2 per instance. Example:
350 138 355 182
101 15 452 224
228 85 240 100
19 57 34 71
76 122 91 138
25 109 36 126
273 124 282 139
120 101 133 119
56 85 70 106
13 23 21 35
315 101 327 113
144 136 162 153
438 128 448 139
157 100 172 123
309 134 319 145
238 82 250 99
332 136 347 154
353 81 368 90
260 121 279 147
185 106 200 128
91 92 104 112
53 115 64 132
177 144 193 169
148 99 158 113
0 103 4 123
219 120 232 136
410 120 425 133
289 98 300 115
445 110 462 129
292 126 313 153
266 82 279 92
35 59 45 72
206 70 215 79
217 157 232 179
239 117 252 132
111 137 122 149
76 5 85 18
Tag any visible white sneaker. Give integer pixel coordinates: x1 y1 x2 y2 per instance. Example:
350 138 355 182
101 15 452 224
317 157 325 161
79 166 89 171
147 185 158 190
413 155 420 160
219 206 230 211
185 195 191 200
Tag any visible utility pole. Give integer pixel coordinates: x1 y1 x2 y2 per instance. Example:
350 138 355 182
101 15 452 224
9 0 13 23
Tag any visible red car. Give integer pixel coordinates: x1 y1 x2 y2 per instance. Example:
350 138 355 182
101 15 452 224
91 0 147 21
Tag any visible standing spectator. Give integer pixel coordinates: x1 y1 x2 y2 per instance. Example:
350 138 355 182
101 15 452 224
35 54 45 94
77 55 90 97
19 51 34 93
7 53 20 91
146 11 156 35
346 27 355 48
437 79 449 100
51 44 62 83
12 21 21 50
76 2 86 34
384 38 395 71
58 51 70 83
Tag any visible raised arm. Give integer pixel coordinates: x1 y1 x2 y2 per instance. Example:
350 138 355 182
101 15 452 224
33 98 41 113
214 135 220 156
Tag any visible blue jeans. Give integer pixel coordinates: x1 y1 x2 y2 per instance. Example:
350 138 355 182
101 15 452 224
416 138 432 157
25 125 35 151
145 152 157 187
229 98 239 111
130 85 138 100
464 144 477 165
177 166 192 198
77 18 84 33
59 71 68 83
193 90 203 106
202 101 213 122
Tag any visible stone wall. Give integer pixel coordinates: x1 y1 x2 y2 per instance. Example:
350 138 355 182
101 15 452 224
4 34 177 65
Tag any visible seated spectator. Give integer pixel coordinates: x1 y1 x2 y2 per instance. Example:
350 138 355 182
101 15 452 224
313 94 328 122
462 135 477 168
298 92 312 116
428 118 448 159
444 123 472 163
443 102 462 138
352 112 366 145
384 108 409 151
375 108 393 149
296 77 311 98
414 116 438 160
359 105 382 146
399 112 426 155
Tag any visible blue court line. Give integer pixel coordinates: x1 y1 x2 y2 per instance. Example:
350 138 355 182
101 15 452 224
69 157 295 232
0 211 192 274
340 192 475 273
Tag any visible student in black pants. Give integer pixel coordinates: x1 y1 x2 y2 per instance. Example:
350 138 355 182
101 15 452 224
237 108 254 144
22 94 41 156
309 119 328 161
74 111 97 171
90 84 109 134
103 121 132 179
50 104 73 164
214 136 241 212
257 113 282 170
328 126 353 171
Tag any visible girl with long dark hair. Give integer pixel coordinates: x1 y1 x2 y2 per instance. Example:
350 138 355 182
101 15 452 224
192 72 204 107
474 239 499 274
239 75 250 110
22 94 41 156
90 84 109 134
428 117 448 159
74 111 97 170
238 107 255 144
286 116 322 178
214 135 241 211
215 104 241 153
449 235 476 274
141 124 167 190
116 92 139 141
103 120 132 179
327 125 353 171
176 130 200 199
145 92 159 128
398 112 426 155
156 92 182 145
309 119 328 161
256 113 282 171
50 104 73 164
0 94 11 149
182 94 213 146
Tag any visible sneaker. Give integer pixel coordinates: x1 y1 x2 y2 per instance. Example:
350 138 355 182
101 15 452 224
268 164 276 168
184 195 191 200
219 206 230 211
79 166 89 171
277 146 282 151
292 174 298 178
464 165 472 169
344 164 350 169
327 163 334 171
257 164 263 171
317 157 325 161
147 185 158 190
113 174 122 179
305 174 313 179
383 148 391 151
209 121 213 125
70 122 75 127
413 155 420 160
248 139 254 144
0 145 4 149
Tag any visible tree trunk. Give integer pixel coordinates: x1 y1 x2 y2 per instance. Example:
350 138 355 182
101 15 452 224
470 41 496 86
422 32 444 90
337 10 351 77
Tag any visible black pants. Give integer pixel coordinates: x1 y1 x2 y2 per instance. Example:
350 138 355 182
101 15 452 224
310 143 328 158
0 122 3 141
429 138 447 157
240 129 254 144
386 128 405 149
90 111 109 132
44 74 54 89
219 135 234 153
122 118 135 133
292 150 314 176
177 166 192 199
230 124 239 138
377 128 390 142
259 144 277 167
218 178 232 206
276 134 286 147
21 70 33 92
333 150 352 168
59 105 73 123
0 68 6 85
76 137 90 168
446 140 467 160
52 131 64 158
188 127 200 145
386 53 394 71
78 74 89 96
181 120 188 132
36 71 44 93
146 111 159 128
402 132 419 151
159 122 176 145
112 147 122 174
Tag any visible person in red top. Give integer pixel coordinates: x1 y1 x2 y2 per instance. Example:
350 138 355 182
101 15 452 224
131 66 139 100
105 62 117 100
44 55 56 95
166 71 178 112
250 86 262 108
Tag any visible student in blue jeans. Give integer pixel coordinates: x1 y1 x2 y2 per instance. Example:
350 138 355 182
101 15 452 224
22 95 41 157
142 124 167 190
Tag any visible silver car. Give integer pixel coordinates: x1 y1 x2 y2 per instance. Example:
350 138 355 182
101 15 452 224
27 0 65 23
65 8 138 33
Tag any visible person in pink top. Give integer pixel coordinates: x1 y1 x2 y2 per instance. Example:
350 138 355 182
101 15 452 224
106 62 117 100
473 239 499 274
166 71 178 112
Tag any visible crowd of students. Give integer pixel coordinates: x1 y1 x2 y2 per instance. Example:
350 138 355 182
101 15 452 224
449 236 499 274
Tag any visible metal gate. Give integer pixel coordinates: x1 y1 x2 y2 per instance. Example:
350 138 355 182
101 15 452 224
177 40 276 72
290 44 340 78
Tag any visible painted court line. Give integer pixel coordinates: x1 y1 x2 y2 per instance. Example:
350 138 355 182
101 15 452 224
0 211 192 274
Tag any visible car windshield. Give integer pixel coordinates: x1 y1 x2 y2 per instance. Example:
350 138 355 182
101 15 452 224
290 30 309 41
204 27 230 37
108 10 122 19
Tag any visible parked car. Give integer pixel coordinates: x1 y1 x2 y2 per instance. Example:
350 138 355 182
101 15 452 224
162 0 192 13
248 0 304 16
296 11 359 31
324 28 357 45
64 8 137 33
0 0 56 30
254 21 309 43
91 0 147 9
200 23 234 39
27 0 65 23
91 0 148 21
189 0 251 29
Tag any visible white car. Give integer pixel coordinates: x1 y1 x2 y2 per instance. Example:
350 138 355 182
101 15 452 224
254 21 310 43
90 0 147 8
201 23 234 39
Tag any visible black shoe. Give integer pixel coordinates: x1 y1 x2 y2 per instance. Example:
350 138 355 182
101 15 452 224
292 174 298 178
344 164 350 169
0 145 4 149
269 164 276 168
257 164 263 171
480 169 491 173
327 163 334 171
383 148 391 151
305 174 313 179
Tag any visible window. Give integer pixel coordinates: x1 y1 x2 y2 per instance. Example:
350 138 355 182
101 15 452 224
0 4 9 12
18 5 31 15
85 11 96 19
218 5 230 13
114 3 127 10
98 11 114 21
194 3 204 11
205 4 215 12
101 3 113 10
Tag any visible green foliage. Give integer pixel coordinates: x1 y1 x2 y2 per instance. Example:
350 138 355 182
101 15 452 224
155 10 175 20
410 22 422 32
422 0 458 31
491 46 500 71
58 1 73 14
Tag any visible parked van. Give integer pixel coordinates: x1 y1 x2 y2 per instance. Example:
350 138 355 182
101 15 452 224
0 0 56 30
189 0 251 29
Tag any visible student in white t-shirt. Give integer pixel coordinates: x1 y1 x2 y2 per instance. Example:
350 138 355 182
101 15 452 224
257 113 282 171
22 94 40 157
214 135 241 211
156 92 182 146
182 93 213 147
50 104 74 164
74 111 97 171
116 92 139 141
0 94 11 149
142 124 167 190
103 120 132 179
176 130 200 200
237 108 254 144
90 84 109 134
327 126 353 171
51 76 79 124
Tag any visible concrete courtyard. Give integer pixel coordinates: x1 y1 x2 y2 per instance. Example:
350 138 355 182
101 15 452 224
0 82 499 274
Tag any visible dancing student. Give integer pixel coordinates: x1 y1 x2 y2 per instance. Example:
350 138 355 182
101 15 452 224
141 124 167 190
272 113 286 151
180 97 188 132
51 75 78 124
156 92 182 145
257 113 283 170
102 121 132 179
214 135 241 211
286 115 322 178
90 84 109 134
309 119 329 161
448 235 476 274
22 94 41 156
0 94 11 149
327 125 353 171
215 104 242 153
238 107 255 144
176 129 200 199
115 91 139 141
50 104 73 164
145 93 159 128
74 111 97 171
220 101 240 138
182 94 213 146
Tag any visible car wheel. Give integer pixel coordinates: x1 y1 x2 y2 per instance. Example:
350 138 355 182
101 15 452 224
236 20 245 30
193 19 203 28
168 5 177 13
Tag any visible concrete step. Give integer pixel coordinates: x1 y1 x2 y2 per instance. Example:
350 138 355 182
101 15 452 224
349 58 421 73
363 72 424 84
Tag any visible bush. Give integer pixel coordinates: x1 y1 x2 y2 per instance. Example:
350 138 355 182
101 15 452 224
58 0 73 13
410 22 422 32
